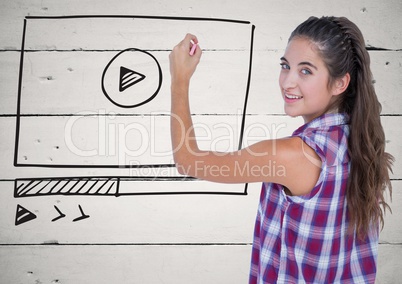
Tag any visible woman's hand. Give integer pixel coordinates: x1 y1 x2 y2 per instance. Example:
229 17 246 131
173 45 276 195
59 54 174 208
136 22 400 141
169 33 202 85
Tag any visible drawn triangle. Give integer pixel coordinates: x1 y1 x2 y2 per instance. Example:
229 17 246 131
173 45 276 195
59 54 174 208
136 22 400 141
119 66 146 92
15 204 37 226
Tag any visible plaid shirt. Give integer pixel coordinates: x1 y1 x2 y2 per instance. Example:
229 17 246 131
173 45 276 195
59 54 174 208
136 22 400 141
249 113 379 283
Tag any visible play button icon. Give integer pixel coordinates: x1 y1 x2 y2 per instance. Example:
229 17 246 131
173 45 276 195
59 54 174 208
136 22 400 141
101 48 162 108
119 66 146 92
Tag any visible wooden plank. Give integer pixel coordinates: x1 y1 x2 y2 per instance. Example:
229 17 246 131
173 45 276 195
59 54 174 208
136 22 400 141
1 0 401 50
14 115 249 168
1 50 401 115
380 180 402 244
381 116 402 180
0 244 252 284
377 244 402 283
5 115 400 179
18 51 251 115
0 243 400 283
370 51 402 115
0 52 20 115
0 180 258 244
1 181 401 244
0 115 401 178
0 115 299 178
23 17 252 51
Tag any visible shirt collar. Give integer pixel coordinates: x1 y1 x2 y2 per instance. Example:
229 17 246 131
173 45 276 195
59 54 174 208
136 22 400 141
293 113 349 135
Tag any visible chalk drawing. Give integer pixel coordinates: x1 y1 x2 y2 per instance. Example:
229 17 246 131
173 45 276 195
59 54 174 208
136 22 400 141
12 15 255 225
15 204 37 226
52 205 66 222
73 205 90 222
14 176 248 197
102 48 162 108
15 177 119 197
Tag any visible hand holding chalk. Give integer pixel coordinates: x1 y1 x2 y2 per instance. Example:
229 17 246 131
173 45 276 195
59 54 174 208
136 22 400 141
189 40 198 56
169 33 201 83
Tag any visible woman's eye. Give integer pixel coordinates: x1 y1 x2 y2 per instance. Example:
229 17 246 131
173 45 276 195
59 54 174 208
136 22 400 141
280 63 290 70
301 68 312 75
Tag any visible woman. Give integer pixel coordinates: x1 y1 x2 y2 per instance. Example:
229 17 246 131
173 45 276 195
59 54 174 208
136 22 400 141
169 16 393 283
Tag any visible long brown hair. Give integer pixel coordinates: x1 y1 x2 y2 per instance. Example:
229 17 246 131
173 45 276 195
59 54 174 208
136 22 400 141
289 16 394 239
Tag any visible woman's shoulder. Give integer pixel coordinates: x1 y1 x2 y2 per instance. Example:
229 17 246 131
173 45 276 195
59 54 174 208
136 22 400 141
292 113 350 164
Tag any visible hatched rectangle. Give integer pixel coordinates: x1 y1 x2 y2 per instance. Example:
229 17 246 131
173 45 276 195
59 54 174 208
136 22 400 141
14 177 119 197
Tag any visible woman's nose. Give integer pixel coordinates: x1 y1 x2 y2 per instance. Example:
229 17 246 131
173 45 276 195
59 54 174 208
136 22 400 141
280 71 297 90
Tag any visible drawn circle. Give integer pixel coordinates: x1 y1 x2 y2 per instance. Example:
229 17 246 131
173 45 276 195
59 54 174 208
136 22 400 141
101 48 162 108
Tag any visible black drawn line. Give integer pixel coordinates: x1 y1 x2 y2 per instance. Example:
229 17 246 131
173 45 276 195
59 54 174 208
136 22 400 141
238 25 255 150
86 178 107 194
6 48 246 52
111 191 248 197
89 178 108 194
51 205 66 222
93 178 113 194
72 205 90 222
25 15 251 25
36 180 53 195
1 242 252 246
24 180 43 194
48 179 63 193
13 19 26 168
104 181 116 195
16 181 25 191
74 179 90 194
14 163 176 169
84 179 100 194
7 113 258 117
66 179 81 194
2 242 252 246
56 179 71 194
115 177 121 195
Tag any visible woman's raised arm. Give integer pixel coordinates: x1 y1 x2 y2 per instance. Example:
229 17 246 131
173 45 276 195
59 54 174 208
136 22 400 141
169 34 321 196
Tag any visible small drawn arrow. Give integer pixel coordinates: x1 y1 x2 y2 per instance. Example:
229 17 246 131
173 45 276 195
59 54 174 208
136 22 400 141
73 204 90 222
15 204 37 226
51 205 66 222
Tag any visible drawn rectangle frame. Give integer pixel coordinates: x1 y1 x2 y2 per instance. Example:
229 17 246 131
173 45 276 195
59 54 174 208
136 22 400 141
13 15 254 196
14 15 255 170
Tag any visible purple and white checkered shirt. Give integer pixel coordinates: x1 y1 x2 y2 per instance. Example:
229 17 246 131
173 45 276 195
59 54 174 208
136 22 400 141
249 113 379 283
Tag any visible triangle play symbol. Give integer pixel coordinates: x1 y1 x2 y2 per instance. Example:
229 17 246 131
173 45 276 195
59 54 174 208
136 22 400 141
119 66 146 92
15 204 37 226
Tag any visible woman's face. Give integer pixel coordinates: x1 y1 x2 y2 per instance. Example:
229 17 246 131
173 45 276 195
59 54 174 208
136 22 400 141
279 37 340 123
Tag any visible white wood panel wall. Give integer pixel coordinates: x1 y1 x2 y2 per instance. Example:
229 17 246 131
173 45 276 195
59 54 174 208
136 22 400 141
0 0 401 283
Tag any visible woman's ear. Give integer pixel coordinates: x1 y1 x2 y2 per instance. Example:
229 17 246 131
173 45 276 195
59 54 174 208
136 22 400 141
332 73 351 96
